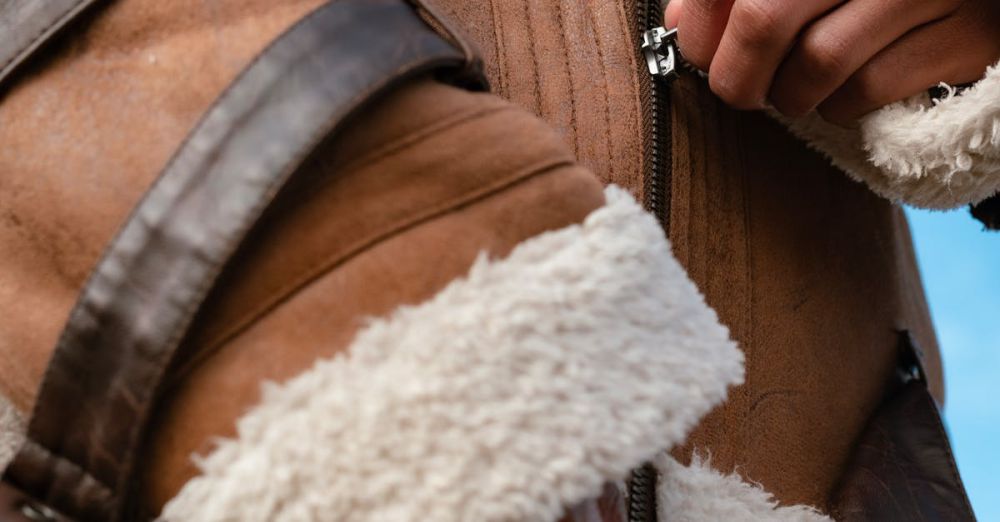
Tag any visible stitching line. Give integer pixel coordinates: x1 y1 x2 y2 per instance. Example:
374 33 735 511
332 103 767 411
174 104 515 370
328 105 507 181
555 2 580 157
487 0 508 97
521 0 544 116
171 145 575 382
585 0 616 179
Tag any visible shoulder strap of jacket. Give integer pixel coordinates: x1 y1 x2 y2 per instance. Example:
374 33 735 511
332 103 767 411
1 1 485 520
0 0 107 93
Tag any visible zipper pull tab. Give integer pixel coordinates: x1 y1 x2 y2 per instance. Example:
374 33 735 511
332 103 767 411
641 27 680 80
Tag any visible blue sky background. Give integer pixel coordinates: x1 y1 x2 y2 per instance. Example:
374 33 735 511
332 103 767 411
906 206 1000 521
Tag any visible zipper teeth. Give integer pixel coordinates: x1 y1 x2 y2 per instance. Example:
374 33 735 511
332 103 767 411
652 75 671 230
628 462 658 522
642 0 671 231
630 2 666 518
639 0 657 215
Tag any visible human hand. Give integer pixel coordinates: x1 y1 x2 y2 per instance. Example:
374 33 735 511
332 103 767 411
664 0 1000 125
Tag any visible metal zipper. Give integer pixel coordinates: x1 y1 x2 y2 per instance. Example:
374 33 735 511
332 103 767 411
627 2 681 521
627 462 659 522
638 2 680 229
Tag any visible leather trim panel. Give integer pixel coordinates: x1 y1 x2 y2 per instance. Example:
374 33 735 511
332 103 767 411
0 0 106 92
831 334 976 521
831 382 976 521
1 0 482 519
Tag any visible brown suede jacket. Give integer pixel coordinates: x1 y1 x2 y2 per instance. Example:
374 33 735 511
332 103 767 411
0 0 956 519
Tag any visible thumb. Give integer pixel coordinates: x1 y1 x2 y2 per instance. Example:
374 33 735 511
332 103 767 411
664 0 683 28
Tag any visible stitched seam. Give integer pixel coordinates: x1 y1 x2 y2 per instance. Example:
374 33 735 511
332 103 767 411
0 0 96 79
176 104 515 363
169 151 576 384
487 0 508 97
585 2 616 180
331 104 509 178
121 67 472 517
555 2 579 157
615 0 648 183
521 0 544 116
614 0 644 113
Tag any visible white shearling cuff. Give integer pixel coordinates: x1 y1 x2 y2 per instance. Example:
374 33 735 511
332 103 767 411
781 59 1000 209
160 186 744 522
655 454 832 522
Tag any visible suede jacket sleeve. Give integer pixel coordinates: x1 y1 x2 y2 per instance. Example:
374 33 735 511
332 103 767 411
778 59 1000 210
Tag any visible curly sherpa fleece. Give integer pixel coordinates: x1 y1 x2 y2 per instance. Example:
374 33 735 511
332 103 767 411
656 454 832 522
160 187 745 521
781 59 1000 209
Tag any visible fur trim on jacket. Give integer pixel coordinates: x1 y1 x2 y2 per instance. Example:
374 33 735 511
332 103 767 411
149 187 822 521
0 190 846 520
781 59 1000 209
655 455 831 522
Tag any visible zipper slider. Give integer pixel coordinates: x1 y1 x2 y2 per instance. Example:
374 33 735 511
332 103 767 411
641 27 680 80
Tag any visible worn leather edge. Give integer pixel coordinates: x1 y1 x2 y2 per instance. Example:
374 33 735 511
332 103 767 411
0 0 107 93
830 334 976 521
2 0 482 520
830 382 976 521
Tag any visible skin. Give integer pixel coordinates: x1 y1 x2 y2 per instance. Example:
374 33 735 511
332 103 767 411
664 0 1000 126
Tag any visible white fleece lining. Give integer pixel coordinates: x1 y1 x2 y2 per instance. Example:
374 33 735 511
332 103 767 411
0 394 23 471
655 454 832 522
161 186 744 521
780 59 1000 209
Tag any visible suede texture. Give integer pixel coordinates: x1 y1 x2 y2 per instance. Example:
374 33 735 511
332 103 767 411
0 0 607 511
0 0 329 413
425 0 648 194
664 75 941 510
143 79 606 510
429 1 942 513
0 0 942 517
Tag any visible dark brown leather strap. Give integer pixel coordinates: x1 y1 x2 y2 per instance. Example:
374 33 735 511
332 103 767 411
0 0 106 91
1 1 484 520
1 482 69 522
